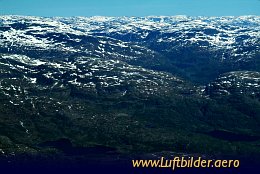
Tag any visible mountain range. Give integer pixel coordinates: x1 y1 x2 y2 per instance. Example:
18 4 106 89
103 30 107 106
0 15 260 165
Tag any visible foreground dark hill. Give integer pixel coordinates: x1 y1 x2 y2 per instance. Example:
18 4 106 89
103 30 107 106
0 16 259 164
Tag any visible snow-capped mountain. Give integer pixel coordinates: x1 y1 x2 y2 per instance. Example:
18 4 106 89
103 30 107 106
1 15 259 83
2 15 259 50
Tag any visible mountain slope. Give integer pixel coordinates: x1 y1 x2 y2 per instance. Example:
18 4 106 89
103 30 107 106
0 15 260 164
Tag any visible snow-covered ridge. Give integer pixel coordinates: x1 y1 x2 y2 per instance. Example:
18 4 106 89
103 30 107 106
0 15 259 59
206 71 260 96
1 15 260 87
2 15 259 39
